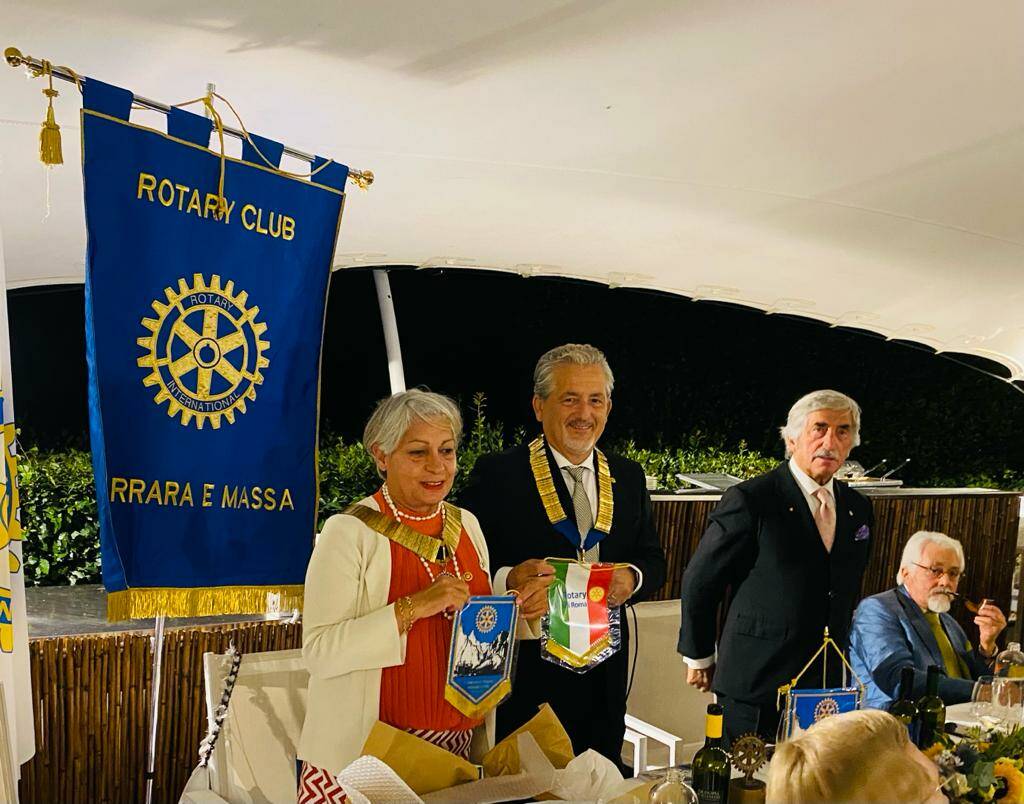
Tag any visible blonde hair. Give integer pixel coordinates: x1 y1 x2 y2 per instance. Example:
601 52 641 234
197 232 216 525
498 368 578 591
766 710 935 803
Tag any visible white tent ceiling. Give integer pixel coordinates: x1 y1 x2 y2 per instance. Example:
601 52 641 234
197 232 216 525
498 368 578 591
2 1 1023 382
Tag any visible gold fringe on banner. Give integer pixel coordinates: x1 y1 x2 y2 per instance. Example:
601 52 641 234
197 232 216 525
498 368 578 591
106 584 304 621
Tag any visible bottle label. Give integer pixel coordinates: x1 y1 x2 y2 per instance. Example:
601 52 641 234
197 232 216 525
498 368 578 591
705 713 723 739
696 789 724 803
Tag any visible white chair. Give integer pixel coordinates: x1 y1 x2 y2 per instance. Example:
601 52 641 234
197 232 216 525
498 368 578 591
623 599 713 771
189 648 309 804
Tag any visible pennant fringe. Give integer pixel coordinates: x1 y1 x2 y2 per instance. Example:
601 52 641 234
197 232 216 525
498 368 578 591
106 584 304 621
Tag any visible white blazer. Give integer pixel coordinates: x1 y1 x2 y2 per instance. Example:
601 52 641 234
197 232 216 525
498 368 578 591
298 497 495 773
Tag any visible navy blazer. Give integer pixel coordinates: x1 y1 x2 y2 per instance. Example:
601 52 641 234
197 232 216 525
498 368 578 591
849 586 992 709
678 463 873 703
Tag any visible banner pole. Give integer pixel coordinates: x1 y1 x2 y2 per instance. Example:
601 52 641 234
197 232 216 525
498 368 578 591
145 614 167 804
373 269 406 394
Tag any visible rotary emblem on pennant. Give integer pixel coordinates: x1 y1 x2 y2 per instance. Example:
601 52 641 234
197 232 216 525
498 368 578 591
813 696 840 722
137 273 270 429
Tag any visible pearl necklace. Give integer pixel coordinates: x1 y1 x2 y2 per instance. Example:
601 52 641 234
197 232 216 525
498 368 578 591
380 483 443 522
380 485 461 619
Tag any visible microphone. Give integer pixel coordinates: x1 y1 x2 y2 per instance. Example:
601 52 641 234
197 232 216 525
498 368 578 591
881 459 910 481
861 458 887 477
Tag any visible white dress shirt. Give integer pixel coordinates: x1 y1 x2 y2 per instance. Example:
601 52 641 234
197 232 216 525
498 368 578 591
681 458 835 670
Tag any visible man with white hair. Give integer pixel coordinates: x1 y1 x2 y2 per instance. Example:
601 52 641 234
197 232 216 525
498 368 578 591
849 531 1007 709
678 390 874 743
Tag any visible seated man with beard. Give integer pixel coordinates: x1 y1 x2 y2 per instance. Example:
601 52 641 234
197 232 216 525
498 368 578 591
849 531 1007 708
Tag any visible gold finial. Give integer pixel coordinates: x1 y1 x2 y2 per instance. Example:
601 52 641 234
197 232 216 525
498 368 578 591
351 169 374 190
4 47 25 68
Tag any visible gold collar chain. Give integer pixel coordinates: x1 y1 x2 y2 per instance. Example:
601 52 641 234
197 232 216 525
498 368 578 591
528 436 613 534
343 502 463 563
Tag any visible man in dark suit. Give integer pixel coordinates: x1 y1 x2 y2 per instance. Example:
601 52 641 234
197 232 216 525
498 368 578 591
678 390 874 743
460 343 666 765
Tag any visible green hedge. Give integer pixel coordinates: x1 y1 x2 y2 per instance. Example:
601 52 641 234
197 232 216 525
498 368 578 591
15 395 1022 587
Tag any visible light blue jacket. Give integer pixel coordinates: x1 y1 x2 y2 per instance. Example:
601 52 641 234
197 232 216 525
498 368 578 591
849 586 991 709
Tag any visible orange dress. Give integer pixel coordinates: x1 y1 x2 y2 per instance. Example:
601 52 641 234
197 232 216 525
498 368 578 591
375 490 492 732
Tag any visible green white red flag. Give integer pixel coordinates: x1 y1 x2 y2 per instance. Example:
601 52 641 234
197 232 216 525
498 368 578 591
543 559 619 670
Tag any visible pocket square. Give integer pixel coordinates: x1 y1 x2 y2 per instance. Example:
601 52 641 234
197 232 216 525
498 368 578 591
854 524 870 541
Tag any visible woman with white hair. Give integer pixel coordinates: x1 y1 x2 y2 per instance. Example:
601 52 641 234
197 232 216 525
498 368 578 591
296 389 533 802
767 709 946 803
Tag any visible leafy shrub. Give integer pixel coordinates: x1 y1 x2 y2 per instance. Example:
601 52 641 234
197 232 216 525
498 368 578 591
18 446 102 586
15 394 1021 586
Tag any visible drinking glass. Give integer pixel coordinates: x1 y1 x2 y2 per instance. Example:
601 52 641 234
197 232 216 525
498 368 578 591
971 675 995 723
993 677 1024 726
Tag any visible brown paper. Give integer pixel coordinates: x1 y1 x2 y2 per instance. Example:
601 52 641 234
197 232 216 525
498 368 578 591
359 721 480 795
481 703 575 777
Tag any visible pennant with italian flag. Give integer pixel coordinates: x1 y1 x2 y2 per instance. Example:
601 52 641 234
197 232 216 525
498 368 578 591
541 559 623 671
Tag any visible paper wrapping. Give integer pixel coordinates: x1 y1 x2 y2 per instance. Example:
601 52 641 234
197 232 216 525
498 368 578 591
481 703 575 777
359 722 480 795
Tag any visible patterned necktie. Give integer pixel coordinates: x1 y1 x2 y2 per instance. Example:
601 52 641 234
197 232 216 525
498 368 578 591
813 487 836 552
565 466 599 562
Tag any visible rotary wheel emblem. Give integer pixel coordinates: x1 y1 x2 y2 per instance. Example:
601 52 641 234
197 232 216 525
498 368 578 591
137 274 270 430
813 697 840 722
475 605 498 633
730 733 768 777
589 586 605 602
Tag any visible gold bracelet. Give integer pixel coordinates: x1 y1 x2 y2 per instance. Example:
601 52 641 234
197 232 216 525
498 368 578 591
396 596 416 633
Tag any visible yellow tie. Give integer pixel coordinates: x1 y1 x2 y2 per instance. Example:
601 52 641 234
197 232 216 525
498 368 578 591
924 611 965 679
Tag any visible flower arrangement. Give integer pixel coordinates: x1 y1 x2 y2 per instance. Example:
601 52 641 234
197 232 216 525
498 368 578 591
930 726 1024 803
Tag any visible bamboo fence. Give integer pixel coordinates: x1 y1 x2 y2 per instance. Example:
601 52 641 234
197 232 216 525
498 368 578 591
15 492 1020 803
20 621 301 804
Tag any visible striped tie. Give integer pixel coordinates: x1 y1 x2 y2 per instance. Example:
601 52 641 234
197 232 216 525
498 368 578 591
565 466 599 562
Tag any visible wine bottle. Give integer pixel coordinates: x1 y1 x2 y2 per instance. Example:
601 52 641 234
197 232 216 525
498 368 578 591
691 703 730 804
889 666 919 743
915 665 945 748
995 642 1024 678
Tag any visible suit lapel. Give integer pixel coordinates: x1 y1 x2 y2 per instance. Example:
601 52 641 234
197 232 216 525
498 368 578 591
896 587 946 669
831 481 857 553
775 464 825 554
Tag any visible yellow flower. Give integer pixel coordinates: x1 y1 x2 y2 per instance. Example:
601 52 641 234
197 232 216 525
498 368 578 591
994 758 1024 804
922 743 944 759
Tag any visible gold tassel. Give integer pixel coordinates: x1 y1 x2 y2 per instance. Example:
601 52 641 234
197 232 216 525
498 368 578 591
39 62 62 166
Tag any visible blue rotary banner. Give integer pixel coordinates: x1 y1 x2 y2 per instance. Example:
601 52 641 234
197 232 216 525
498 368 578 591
81 80 348 620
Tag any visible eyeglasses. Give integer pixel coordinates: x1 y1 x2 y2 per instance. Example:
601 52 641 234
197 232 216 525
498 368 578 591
912 562 963 581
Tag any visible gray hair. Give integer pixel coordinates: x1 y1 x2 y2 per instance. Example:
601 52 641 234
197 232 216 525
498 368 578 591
779 389 862 457
362 390 463 475
533 343 615 399
897 530 965 585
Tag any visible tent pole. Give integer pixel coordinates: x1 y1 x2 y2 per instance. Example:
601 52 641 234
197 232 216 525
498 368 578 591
373 270 406 394
144 614 167 804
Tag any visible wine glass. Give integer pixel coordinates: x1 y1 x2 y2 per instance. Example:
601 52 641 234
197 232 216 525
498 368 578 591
993 677 1024 727
971 676 996 725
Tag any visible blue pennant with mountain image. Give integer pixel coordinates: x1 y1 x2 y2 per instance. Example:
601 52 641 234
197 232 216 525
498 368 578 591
445 595 519 719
